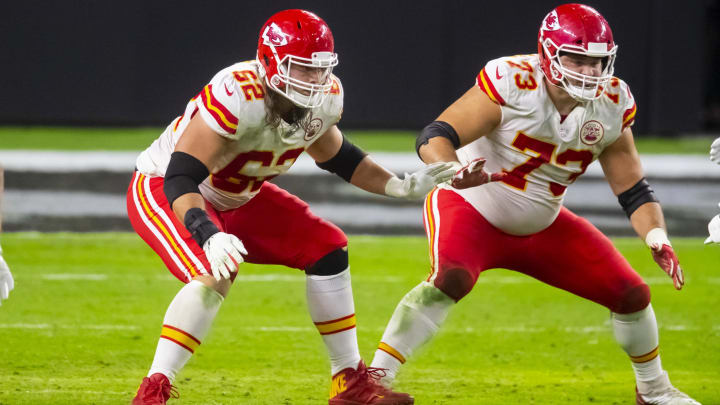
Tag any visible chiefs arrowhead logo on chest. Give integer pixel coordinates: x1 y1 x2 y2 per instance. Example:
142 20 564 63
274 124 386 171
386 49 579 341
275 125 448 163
580 120 604 145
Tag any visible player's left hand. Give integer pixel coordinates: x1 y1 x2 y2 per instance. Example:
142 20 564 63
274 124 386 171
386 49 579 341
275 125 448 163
385 162 456 200
645 228 684 290
0 245 14 306
704 203 720 245
451 158 507 189
710 137 720 164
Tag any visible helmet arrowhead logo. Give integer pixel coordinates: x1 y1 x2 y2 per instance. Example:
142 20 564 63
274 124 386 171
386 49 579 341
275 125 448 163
263 23 288 46
542 10 561 31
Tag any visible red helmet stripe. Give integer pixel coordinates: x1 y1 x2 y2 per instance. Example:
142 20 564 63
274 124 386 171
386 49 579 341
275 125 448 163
477 68 506 106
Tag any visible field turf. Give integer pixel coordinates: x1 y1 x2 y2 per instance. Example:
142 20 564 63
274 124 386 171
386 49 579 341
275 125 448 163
0 233 717 404
0 126 716 154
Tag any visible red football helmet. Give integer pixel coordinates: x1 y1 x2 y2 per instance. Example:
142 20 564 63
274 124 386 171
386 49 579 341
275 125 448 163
256 9 338 108
537 4 618 101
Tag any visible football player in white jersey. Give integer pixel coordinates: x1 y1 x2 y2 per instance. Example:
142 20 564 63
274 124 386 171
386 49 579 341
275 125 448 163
128 9 454 405
369 4 702 405
0 166 14 306
706 138 720 244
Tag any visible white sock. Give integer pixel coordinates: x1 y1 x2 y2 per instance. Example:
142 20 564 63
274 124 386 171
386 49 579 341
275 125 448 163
147 280 224 382
370 282 454 386
306 269 361 375
612 304 664 383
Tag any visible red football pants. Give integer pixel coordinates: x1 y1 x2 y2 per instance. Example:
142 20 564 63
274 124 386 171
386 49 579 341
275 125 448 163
423 188 650 314
127 172 348 283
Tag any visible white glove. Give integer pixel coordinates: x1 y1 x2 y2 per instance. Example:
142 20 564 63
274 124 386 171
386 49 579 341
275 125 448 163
705 202 720 245
202 232 247 281
384 162 456 200
0 243 14 305
711 137 720 164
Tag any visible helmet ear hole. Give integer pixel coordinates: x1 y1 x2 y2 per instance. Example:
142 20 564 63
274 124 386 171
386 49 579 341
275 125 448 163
297 21 302 30
263 54 270 66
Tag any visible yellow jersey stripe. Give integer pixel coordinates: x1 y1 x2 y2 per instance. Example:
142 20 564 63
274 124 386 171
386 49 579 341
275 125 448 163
204 87 238 130
479 72 500 104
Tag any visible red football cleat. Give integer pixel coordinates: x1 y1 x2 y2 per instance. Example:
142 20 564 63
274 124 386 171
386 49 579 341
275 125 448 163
132 373 179 405
329 361 414 405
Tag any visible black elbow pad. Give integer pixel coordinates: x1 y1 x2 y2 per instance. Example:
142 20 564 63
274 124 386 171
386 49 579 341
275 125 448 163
315 136 367 182
415 121 461 159
163 152 210 207
617 177 659 217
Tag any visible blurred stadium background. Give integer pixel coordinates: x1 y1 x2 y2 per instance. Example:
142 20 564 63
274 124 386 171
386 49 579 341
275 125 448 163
2 0 719 235
1 1 719 404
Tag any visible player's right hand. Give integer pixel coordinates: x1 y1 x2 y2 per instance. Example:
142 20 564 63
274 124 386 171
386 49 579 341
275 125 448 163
705 203 720 245
710 137 720 164
0 246 14 306
202 232 247 281
645 228 684 290
451 158 507 189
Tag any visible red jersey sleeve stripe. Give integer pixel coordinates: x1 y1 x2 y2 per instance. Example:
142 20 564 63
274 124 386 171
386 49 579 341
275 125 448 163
200 85 238 133
477 68 505 106
622 103 637 130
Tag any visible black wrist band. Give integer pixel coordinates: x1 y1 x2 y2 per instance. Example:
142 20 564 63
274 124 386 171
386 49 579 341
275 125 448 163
184 208 220 247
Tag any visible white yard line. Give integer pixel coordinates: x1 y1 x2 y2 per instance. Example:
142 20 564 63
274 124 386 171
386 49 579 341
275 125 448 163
35 273 720 285
0 323 138 330
2 323 715 333
14 389 129 395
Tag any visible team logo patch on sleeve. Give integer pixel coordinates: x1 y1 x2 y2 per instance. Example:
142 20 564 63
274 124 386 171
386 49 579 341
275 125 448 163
580 120 604 145
304 117 324 140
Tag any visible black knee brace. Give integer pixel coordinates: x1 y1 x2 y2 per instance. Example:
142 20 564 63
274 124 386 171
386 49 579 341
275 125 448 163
306 248 348 276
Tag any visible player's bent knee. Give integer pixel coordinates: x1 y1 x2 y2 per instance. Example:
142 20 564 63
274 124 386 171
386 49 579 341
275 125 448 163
613 282 651 314
192 274 233 298
433 268 476 302
306 247 349 276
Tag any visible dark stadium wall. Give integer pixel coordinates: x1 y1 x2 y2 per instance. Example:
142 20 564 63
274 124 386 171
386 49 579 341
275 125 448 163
2 0 710 134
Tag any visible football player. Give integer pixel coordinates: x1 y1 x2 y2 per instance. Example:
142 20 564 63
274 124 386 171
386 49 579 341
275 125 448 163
706 138 720 244
128 9 452 405
369 4 702 405
0 166 14 306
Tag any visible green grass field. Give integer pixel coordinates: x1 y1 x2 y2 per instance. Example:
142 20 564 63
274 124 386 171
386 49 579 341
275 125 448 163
0 126 715 154
0 233 717 404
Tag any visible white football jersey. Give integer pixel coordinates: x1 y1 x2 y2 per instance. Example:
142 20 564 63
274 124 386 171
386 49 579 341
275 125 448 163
449 54 637 235
136 60 343 210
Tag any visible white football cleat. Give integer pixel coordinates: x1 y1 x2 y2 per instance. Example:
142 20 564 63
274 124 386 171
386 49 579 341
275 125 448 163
636 372 701 405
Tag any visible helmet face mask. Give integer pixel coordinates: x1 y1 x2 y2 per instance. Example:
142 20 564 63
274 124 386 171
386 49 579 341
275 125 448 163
257 10 338 109
275 52 337 108
537 4 618 102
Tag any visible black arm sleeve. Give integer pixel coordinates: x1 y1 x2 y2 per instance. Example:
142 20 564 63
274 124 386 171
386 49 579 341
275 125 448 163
315 136 367 182
163 151 210 208
617 177 659 217
415 121 461 159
